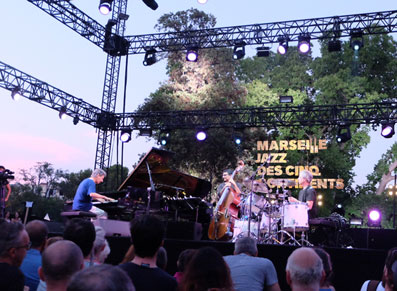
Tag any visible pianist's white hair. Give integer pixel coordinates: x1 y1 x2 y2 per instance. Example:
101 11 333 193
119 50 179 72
91 168 107 178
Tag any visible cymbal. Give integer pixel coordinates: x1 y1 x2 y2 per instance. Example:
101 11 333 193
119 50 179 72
242 178 269 194
268 178 296 187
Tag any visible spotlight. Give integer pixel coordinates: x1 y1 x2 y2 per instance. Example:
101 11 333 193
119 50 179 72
99 0 113 15
233 132 243 145
328 39 342 52
73 116 79 125
233 42 246 60
197 0 208 3
196 130 207 141
120 129 132 143
277 37 288 55
279 96 293 104
256 46 270 57
349 216 363 226
350 30 363 51
186 48 198 62
336 125 351 143
11 87 22 101
139 128 152 137
59 106 67 120
298 34 311 54
159 131 170 146
143 48 157 66
367 209 382 227
381 121 395 138
142 0 158 10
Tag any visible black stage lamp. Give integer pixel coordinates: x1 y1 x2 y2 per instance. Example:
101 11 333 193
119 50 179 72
99 0 113 15
143 48 157 66
233 42 246 60
142 0 158 10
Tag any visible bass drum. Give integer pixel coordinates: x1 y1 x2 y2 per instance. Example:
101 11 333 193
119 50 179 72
282 202 309 232
232 219 258 242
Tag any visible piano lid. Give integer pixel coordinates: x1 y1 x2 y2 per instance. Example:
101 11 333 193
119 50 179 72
117 148 211 198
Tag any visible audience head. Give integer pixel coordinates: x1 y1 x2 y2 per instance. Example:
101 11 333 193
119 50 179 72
156 246 168 270
46 236 64 248
177 249 196 273
93 226 110 264
0 219 30 266
314 248 333 288
383 247 397 291
130 215 165 258
179 246 233 291
64 218 96 258
26 220 49 251
286 247 324 290
234 236 258 256
67 264 135 291
39 240 84 287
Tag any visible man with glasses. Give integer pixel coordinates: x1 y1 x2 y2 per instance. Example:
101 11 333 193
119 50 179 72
0 219 31 291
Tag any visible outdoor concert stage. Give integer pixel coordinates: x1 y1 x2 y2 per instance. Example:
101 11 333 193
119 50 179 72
103 226 397 291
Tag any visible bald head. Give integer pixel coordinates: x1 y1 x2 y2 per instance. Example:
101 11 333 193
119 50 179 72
41 240 84 282
26 220 48 249
286 247 323 290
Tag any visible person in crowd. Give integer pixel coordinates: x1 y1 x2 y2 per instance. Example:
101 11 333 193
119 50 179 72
118 215 177 291
173 249 196 284
156 246 168 271
285 247 324 291
72 169 114 218
314 248 335 291
67 264 135 291
20 220 49 291
93 226 110 264
12 211 22 223
0 166 12 218
63 218 97 267
45 236 64 248
360 247 397 291
0 219 30 291
179 246 234 291
223 236 280 291
38 240 84 291
288 170 317 218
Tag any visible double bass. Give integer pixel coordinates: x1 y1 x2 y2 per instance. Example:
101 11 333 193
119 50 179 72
208 161 244 240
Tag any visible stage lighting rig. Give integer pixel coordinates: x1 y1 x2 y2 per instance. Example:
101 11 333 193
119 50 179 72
142 0 158 10
381 121 395 138
256 46 270 57
336 124 351 143
277 37 288 55
298 34 311 54
350 29 364 51
59 106 67 120
186 47 199 62
143 48 157 66
120 128 132 143
367 209 382 227
196 129 207 141
328 39 342 52
11 87 22 101
233 41 246 60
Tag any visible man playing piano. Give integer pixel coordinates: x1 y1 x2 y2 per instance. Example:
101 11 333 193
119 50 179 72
72 169 114 218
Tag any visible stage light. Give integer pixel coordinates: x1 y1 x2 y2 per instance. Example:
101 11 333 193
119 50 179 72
197 0 208 3
381 121 395 138
350 30 363 51
233 42 246 60
142 0 158 10
277 37 288 55
143 48 157 66
298 34 311 54
336 125 351 143
368 209 382 227
279 96 293 104
256 46 270 57
159 132 170 146
328 39 342 52
139 128 152 137
349 217 363 226
186 48 198 62
73 116 79 125
99 0 113 15
120 129 132 143
59 106 67 120
11 87 22 101
232 132 243 145
196 130 207 141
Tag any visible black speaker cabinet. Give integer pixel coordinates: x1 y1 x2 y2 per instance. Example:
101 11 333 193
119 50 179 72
165 221 202 240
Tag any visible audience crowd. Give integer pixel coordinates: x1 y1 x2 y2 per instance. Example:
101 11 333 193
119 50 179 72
1 215 397 291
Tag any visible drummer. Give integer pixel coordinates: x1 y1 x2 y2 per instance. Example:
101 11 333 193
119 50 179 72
288 170 317 219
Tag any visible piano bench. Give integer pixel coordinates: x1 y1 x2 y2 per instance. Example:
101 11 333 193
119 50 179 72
61 211 97 220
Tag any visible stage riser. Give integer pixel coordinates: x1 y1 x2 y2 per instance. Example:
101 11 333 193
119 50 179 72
105 237 388 291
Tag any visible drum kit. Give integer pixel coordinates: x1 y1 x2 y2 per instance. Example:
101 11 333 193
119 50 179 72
231 177 312 246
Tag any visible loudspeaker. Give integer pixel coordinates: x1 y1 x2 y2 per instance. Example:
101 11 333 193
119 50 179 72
165 221 202 240
93 219 131 237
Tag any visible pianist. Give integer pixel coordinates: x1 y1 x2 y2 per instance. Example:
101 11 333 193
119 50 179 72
72 169 114 218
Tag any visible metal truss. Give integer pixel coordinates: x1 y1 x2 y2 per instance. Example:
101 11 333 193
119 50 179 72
0 60 105 127
94 0 129 170
118 102 397 130
126 10 397 54
27 0 106 49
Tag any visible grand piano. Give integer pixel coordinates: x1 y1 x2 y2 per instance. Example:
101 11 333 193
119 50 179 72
99 148 212 223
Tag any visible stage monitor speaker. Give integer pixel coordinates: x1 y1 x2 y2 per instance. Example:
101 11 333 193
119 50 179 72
166 221 202 241
93 219 131 237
